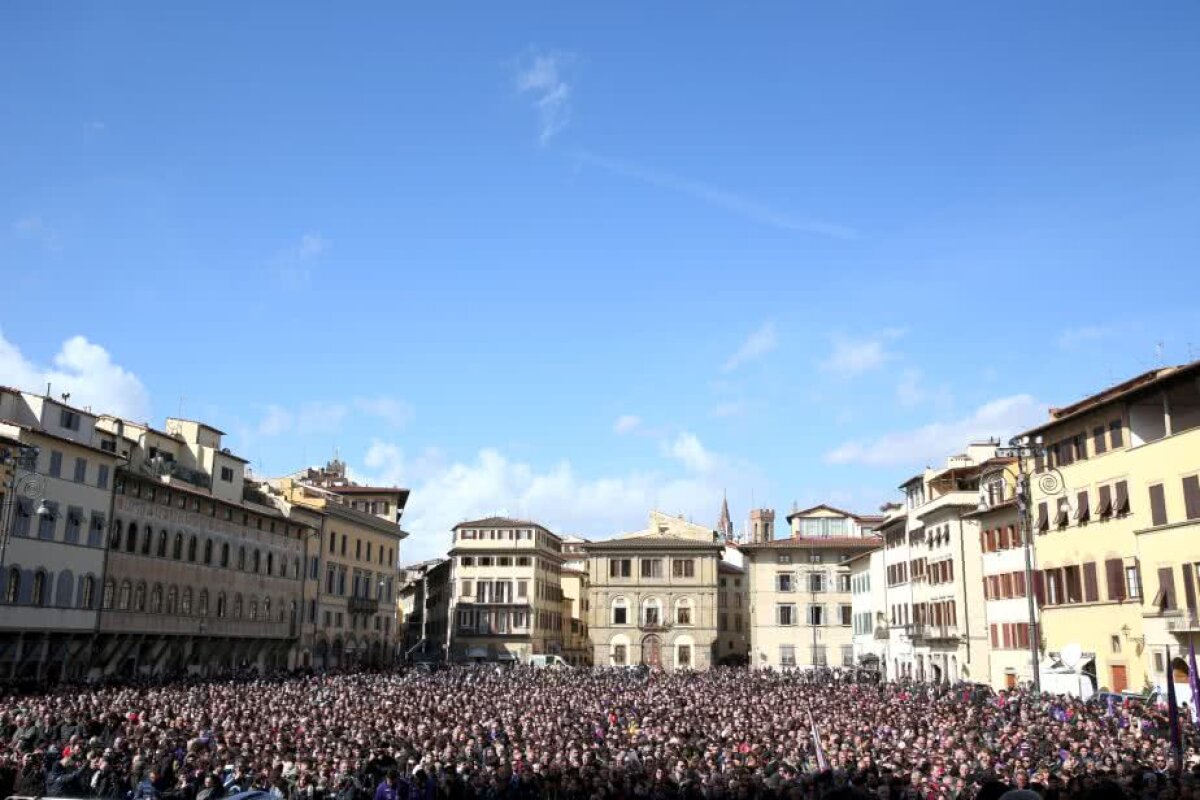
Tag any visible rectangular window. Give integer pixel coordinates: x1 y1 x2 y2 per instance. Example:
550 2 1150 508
1126 565 1142 600
517 580 528 598
220 466 234 482
808 572 826 593
48 450 63 478
776 573 794 592
640 559 663 579
1093 426 1108 455
1149 483 1169 527
676 605 691 625
810 552 823 564
837 573 851 593
776 604 796 626
60 408 80 430
1115 481 1130 514
1097 485 1113 518
780 645 796 667
1157 567 1178 610
461 580 473 597
777 554 792 564
839 604 852 626
807 604 825 626
671 558 695 578
1083 562 1099 602
612 645 627 666
73 457 87 483
1183 476 1200 521
643 605 660 626
609 558 632 578
1109 420 1124 448
813 645 827 666
613 605 627 625
96 464 109 490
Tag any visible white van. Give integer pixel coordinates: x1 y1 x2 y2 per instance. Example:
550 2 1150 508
528 654 571 669
1149 681 1194 710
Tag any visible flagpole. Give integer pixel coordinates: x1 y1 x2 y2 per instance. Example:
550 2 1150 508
1167 643 1183 776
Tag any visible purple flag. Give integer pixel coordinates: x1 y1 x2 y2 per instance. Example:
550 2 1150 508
1167 645 1183 774
1189 640 1200 725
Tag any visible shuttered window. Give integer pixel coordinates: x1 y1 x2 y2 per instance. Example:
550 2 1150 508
1182 564 1197 613
1097 485 1113 518
1183 476 1200 521
1109 420 1124 448
1114 481 1130 514
1093 426 1108 455
1037 502 1049 532
1075 491 1090 523
1106 558 1126 601
1157 567 1178 611
1083 562 1099 602
1149 484 1168 527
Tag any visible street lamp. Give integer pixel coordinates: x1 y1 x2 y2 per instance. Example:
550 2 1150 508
996 434 1067 695
1 444 47 577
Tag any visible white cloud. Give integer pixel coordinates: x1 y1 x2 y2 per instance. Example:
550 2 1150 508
272 232 330 285
357 435 758 561
515 50 573 144
0 328 150 420
574 150 857 239
820 329 904 377
613 415 642 435
824 394 1045 467
12 216 60 251
663 432 716 473
83 121 106 134
253 395 412 438
354 397 414 429
723 321 778 372
710 401 745 419
896 367 954 411
1057 326 1112 350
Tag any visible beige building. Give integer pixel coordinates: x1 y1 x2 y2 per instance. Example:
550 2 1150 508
446 517 565 662
1020 360 1200 694
271 471 408 668
561 535 592 666
743 505 881 670
397 558 450 661
93 416 311 676
0 389 122 680
716 560 749 664
583 511 723 670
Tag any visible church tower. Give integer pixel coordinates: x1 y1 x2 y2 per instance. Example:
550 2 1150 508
749 508 775 543
717 493 733 541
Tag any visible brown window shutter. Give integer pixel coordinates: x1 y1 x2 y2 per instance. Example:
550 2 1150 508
990 624 999 648
1037 502 1049 532
1097 485 1113 518
1115 480 1130 514
1106 558 1125 601
1159 567 1178 611
1083 562 1099 602
1015 570 1026 597
1184 476 1200 521
1110 420 1124 448
1034 453 1045 473
1183 564 1197 613
1034 570 1046 606
1149 484 1168 527
1075 491 1090 522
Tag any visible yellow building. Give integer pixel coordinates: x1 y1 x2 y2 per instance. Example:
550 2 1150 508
717 560 749 664
1021 360 1200 694
742 505 880 670
270 475 408 667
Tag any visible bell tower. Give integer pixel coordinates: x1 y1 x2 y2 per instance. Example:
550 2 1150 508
749 508 775 543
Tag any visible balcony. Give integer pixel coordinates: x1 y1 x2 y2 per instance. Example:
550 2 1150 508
1166 612 1200 633
909 624 961 643
348 596 380 614
640 620 669 632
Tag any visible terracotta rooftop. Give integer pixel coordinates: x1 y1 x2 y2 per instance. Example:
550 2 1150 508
455 516 555 535
329 485 410 496
740 536 883 550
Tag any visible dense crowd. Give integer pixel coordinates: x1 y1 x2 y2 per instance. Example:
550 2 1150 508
0 666 1195 800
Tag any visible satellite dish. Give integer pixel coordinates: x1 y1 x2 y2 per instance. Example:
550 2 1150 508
1061 643 1083 669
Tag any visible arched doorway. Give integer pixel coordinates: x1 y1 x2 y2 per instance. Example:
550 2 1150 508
641 634 662 667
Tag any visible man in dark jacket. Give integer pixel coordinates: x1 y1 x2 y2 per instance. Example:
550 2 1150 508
134 767 163 800
45 753 87 796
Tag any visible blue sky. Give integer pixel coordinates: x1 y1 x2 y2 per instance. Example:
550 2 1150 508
2 3 1199 560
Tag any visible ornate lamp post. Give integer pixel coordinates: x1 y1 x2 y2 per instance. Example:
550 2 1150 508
1 443 48 578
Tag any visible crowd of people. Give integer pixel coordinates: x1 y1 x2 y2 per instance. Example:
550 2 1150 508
0 666 1195 800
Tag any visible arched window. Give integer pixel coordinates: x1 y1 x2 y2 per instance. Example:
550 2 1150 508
125 522 137 552
641 597 663 627
187 536 198 562
293 558 301 579
133 581 147 612
157 529 168 558
181 587 192 615
253 549 261 573
81 575 96 609
674 597 694 626
149 584 163 613
54 571 74 608
165 586 178 615
102 579 114 609
198 589 209 617
233 594 243 619
110 519 122 549
238 547 246 571
611 597 630 626
4 567 19 604
266 552 274 576
220 542 230 567
248 598 258 620
263 596 272 620
31 570 47 607
203 539 213 565
118 580 131 610
141 525 152 555
172 533 183 560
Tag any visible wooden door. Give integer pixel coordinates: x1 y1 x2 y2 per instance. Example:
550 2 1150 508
1005 672 1017 690
641 635 662 667
1110 664 1128 693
